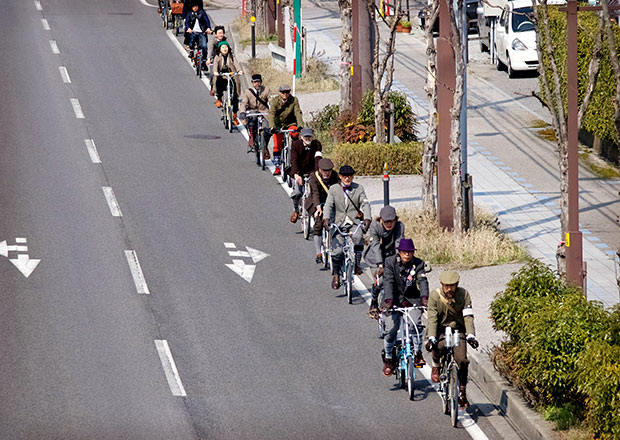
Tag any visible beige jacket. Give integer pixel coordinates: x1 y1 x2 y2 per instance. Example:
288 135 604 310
239 86 271 113
212 53 242 91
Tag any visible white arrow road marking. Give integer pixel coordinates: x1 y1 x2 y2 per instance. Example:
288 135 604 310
225 259 256 283
154 340 187 397
0 241 28 256
246 246 269 264
228 250 251 258
9 254 40 278
224 242 236 248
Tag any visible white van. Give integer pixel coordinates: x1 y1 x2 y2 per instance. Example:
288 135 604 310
494 0 538 77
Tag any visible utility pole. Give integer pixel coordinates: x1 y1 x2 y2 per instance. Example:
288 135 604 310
351 0 374 115
436 0 455 229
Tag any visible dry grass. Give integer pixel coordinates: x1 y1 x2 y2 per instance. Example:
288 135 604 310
398 207 529 269
247 57 338 94
579 150 620 179
233 15 279 45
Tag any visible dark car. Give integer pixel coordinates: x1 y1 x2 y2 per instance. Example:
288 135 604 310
418 0 479 34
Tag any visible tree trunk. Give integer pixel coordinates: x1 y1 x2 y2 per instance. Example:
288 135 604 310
422 1 439 215
448 0 465 232
256 0 267 37
339 0 353 113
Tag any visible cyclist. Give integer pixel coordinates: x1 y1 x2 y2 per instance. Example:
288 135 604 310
380 238 429 377
212 41 243 123
322 165 371 289
184 1 212 69
308 158 340 263
425 270 479 408
265 85 303 176
207 25 227 68
239 74 271 155
364 205 405 312
289 128 322 224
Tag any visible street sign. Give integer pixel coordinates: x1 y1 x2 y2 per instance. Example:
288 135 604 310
0 238 41 278
224 243 269 283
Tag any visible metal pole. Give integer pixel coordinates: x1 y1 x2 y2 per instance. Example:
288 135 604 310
565 0 584 291
251 18 256 58
383 163 390 206
461 0 470 230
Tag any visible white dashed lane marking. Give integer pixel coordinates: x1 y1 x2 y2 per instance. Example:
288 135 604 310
41 18 50 30
84 139 102 163
70 98 85 119
102 187 123 217
154 340 187 397
124 250 150 294
59 66 71 83
34 0 42 10
49 40 59 54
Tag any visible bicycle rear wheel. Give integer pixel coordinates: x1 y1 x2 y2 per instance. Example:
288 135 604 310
196 53 201 78
449 364 459 427
407 360 415 400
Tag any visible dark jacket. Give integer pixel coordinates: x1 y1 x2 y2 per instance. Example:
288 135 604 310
209 36 228 62
290 139 322 178
308 170 339 214
185 9 211 32
383 254 429 306
268 95 303 129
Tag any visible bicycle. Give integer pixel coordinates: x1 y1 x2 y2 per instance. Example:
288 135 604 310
298 175 314 240
320 214 331 271
170 1 184 35
244 112 269 170
436 327 461 427
276 126 298 187
330 223 363 304
190 42 203 78
390 305 426 401
219 72 240 133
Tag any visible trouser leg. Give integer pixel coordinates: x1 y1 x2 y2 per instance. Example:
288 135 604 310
330 230 345 275
454 340 469 385
383 312 400 359
290 181 302 210
313 235 322 255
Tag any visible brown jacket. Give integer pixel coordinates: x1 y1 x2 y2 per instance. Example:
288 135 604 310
290 139 322 177
308 170 339 214
239 86 271 113
212 53 242 91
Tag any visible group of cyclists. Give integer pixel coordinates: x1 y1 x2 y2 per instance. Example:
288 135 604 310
157 0 480 411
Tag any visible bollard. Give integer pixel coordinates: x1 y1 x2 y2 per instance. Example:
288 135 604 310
250 15 256 58
383 163 390 207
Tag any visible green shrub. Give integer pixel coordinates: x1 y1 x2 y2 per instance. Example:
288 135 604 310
577 340 620 439
358 90 418 141
545 404 581 431
326 141 423 175
309 104 339 134
539 8 620 144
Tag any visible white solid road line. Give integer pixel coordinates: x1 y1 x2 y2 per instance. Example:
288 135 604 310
102 187 123 217
70 98 85 119
59 66 71 84
41 18 50 30
49 40 59 54
154 340 187 397
124 250 150 294
84 139 102 163
139 0 158 8
34 0 42 11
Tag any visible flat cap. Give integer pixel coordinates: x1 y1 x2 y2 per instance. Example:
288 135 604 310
279 84 291 92
300 128 314 137
251 74 262 81
318 158 334 170
339 165 355 176
439 270 460 285
379 205 396 221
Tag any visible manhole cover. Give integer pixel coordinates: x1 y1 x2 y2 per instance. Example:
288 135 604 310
184 134 221 140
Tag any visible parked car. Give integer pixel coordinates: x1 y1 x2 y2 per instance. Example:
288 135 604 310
476 0 506 52
417 0 479 34
494 0 538 77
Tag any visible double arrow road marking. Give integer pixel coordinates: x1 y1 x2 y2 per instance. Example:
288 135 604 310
224 242 269 283
0 238 41 278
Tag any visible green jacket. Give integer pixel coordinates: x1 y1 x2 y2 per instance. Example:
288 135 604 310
268 95 303 129
426 287 475 339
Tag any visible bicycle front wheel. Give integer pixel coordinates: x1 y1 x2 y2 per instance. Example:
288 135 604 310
398 357 406 389
345 262 353 304
407 360 415 400
449 363 459 427
228 106 234 133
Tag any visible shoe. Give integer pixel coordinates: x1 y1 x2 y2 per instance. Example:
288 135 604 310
215 99 222 108
414 351 426 368
188 50 194 58
290 211 299 223
354 264 363 275
316 253 323 264
431 367 440 383
383 359 393 376
331 275 340 290
232 115 240 126
459 386 470 408
272 167 281 176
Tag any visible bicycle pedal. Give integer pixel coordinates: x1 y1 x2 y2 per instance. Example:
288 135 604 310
440 374 447 381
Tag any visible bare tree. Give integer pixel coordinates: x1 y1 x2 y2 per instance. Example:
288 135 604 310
366 0 404 143
422 0 440 215
339 0 353 112
256 0 267 38
532 0 603 273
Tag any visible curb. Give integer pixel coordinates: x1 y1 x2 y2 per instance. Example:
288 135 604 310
468 351 558 440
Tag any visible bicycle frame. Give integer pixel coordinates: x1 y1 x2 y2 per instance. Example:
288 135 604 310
277 127 297 185
299 175 313 239
220 73 238 132
245 112 268 168
438 327 461 427
331 223 363 304
392 305 426 400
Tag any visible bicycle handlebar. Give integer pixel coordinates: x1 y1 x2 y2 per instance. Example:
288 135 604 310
392 305 427 313
330 223 363 236
244 112 268 117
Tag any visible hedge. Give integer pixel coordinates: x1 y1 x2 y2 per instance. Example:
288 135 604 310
540 8 620 144
491 260 620 438
325 141 423 175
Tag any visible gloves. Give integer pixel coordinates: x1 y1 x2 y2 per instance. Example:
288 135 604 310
374 266 384 278
382 298 393 314
425 336 437 352
421 296 428 307
362 218 371 232
466 335 479 349
323 219 330 230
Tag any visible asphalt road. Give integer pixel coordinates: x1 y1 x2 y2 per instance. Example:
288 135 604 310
0 0 515 438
